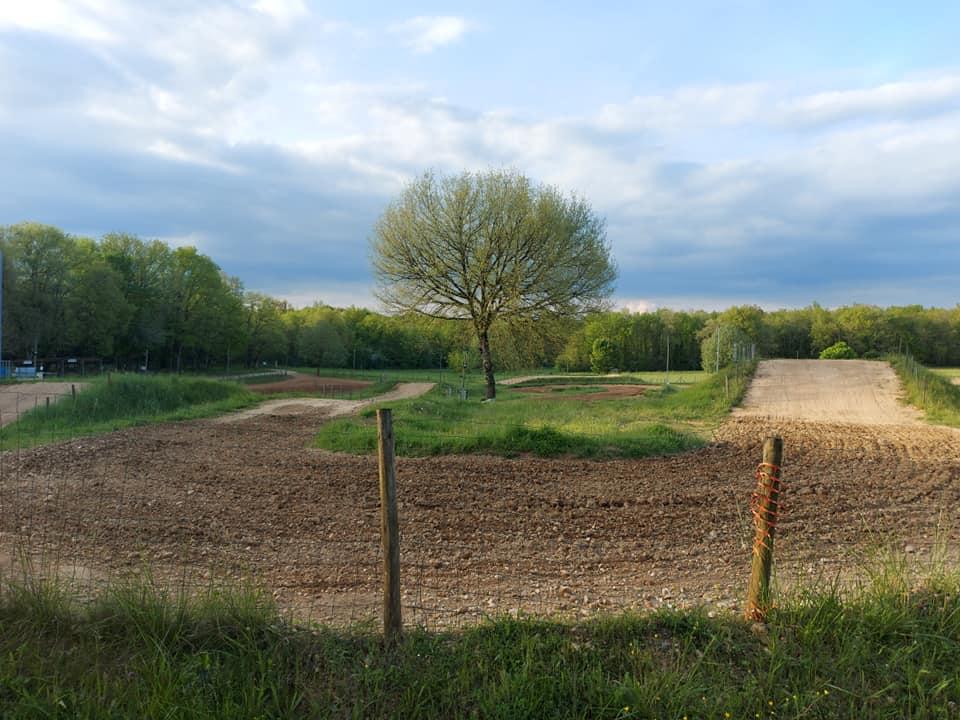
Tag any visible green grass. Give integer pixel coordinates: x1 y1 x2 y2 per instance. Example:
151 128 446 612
1 557 957 719
931 367 960 379
315 364 752 459
0 375 260 450
890 355 960 427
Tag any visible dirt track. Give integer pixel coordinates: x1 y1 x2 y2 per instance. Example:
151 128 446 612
0 383 83 427
1 361 957 626
734 359 922 425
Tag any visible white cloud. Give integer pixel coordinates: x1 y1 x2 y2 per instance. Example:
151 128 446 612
780 75 960 126
391 16 471 54
0 0 116 43
252 0 308 26
146 140 244 174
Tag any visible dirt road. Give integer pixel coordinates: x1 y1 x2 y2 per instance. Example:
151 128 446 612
0 383 83 427
734 359 922 425
0 361 957 626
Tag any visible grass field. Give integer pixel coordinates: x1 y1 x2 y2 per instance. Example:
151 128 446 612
1 555 956 719
931 367 960 379
315 364 752 458
0 375 259 450
890 356 960 427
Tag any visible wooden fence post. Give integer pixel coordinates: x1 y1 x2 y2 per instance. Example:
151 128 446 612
745 436 784 621
377 408 402 642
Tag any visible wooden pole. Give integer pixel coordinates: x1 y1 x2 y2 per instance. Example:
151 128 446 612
377 408 402 642
745 436 784 622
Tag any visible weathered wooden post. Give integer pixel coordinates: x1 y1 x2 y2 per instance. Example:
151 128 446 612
377 408 402 642
745 436 784 622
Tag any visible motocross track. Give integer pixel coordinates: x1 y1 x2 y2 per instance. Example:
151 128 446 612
1 361 958 626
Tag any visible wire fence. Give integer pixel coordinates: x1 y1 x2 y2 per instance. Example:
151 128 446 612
0 386 762 631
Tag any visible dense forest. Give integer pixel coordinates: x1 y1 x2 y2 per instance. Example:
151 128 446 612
2 222 958 374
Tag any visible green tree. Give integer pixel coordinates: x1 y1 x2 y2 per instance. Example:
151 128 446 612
589 337 615 373
66 255 132 356
299 319 348 368
3 222 76 358
372 170 616 399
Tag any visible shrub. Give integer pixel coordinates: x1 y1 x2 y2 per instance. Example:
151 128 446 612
819 341 857 359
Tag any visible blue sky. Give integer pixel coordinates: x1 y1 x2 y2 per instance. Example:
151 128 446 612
1 1 959 311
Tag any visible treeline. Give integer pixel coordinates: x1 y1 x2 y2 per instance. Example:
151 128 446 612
557 303 960 372
3 223 958 373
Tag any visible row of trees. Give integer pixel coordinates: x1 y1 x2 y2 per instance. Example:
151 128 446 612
3 222 958 376
555 303 960 374
0 223 563 373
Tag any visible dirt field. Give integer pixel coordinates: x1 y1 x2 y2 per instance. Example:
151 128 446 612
247 374 372 395
513 384 654 401
1 361 958 626
0 382 84 427
734 359 922 425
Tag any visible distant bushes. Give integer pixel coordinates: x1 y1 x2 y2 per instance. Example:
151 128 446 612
819 341 857 359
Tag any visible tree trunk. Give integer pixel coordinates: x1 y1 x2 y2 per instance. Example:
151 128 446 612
478 327 496 400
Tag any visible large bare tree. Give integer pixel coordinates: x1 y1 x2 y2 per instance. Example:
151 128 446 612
372 170 617 399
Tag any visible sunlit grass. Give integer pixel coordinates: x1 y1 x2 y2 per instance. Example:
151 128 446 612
890 355 960 427
1 552 956 718
316 364 752 458
0 375 259 450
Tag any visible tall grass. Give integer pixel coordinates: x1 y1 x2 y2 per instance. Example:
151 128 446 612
316 363 753 458
0 555 956 718
0 375 259 449
889 354 960 427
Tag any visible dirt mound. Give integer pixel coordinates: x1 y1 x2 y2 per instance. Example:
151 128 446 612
513 384 654 400
248 374 371 395
734 359 921 425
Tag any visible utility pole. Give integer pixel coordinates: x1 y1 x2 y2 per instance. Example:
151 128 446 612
665 332 670 387
715 325 721 373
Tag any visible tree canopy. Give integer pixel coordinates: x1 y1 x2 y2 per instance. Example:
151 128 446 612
372 170 617 398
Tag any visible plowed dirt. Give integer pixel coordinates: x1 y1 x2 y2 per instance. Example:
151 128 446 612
1 361 957 627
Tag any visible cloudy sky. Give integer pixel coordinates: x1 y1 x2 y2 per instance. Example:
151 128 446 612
1 1 959 311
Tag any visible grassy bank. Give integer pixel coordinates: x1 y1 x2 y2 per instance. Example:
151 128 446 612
315 364 752 458
510 370 707 386
890 355 960 427
1 559 956 719
0 375 259 449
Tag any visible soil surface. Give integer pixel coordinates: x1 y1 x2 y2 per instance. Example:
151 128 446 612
1 361 958 628
513 384 654 401
247 374 372 395
734 359 922 425
0 383 84 427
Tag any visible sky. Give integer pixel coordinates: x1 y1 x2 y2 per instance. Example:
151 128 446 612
1 0 959 311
